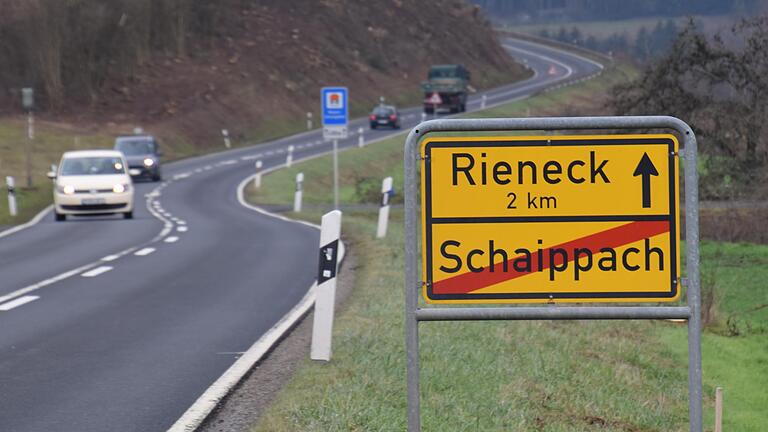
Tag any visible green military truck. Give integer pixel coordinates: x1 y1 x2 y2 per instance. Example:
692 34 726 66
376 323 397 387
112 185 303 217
421 64 470 114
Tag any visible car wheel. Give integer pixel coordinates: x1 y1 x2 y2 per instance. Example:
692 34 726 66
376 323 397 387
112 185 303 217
424 107 434 114
123 211 133 220
55 212 66 222
153 173 162 182
371 124 377 129
461 103 466 112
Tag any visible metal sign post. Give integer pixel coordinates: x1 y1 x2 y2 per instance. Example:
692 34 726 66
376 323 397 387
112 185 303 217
403 116 701 432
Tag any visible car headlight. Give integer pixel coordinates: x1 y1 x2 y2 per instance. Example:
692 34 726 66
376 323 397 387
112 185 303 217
58 184 75 195
143 158 155 167
113 184 128 193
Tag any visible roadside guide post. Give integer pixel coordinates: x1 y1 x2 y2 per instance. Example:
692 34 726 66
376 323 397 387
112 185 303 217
404 116 702 432
253 160 263 189
481 94 487 109
321 87 348 210
421 111 426 123
221 129 231 149
311 210 342 361
376 176 393 239
286 145 294 167
358 127 365 148
307 112 313 130
293 172 303 213
22 88 34 187
6 176 17 217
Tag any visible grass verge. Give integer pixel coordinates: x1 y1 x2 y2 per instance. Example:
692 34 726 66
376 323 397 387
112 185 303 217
243 61 765 431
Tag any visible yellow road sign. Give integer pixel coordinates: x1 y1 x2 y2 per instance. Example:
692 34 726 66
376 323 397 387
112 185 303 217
420 134 680 304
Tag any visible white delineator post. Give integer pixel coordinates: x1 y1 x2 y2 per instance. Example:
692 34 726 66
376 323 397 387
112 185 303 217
6 176 17 217
376 176 393 239
287 145 294 167
481 94 487 109
253 160 263 189
421 111 426 123
293 172 303 213
222 129 231 149
358 127 365 148
311 210 342 361
306 112 313 130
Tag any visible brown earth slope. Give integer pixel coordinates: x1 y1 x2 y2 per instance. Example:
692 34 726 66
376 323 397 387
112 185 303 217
0 0 527 154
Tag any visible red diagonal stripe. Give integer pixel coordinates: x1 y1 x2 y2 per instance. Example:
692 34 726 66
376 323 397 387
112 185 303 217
432 220 669 295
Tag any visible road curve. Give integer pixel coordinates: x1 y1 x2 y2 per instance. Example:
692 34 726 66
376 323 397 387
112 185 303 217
0 37 603 431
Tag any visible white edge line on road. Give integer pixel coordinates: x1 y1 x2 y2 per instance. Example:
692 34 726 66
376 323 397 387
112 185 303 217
0 295 40 311
170 38 606 432
166 284 317 432
81 266 113 278
169 139 366 432
0 205 53 241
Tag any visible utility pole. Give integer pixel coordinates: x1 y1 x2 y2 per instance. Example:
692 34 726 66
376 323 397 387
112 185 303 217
22 88 34 188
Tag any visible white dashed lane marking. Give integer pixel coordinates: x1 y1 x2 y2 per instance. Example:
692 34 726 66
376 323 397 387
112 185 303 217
81 266 113 278
134 248 156 257
177 226 188 232
164 236 179 243
101 255 120 262
0 295 40 311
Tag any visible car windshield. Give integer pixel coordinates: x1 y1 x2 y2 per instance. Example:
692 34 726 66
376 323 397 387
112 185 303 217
60 157 126 176
428 67 459 78
116 139 154 156
373 107 394 115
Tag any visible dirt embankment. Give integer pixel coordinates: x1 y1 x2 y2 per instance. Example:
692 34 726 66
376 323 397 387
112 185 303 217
1 1 527 153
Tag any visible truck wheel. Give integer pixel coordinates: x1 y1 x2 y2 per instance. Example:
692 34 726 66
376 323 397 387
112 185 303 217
424 107 434 114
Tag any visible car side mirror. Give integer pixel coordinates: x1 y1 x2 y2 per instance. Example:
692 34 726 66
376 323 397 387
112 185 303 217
46 171 57 179
129 168 141 176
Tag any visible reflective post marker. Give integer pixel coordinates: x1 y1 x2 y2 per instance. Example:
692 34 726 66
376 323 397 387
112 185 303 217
294 172 304 213
481 94 487 109
358 127 365 148
307 112 313 130
333 139 339 210
421 112 426 123
222 129 231 149
254 160 263 189
6 176 17 217
311 210 342 361
287 145 294 167
376 176 393 239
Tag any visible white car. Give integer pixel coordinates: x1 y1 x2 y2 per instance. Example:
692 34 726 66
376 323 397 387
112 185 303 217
48 150 135 221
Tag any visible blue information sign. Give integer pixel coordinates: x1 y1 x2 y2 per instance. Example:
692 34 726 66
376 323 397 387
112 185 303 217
321 87 348 126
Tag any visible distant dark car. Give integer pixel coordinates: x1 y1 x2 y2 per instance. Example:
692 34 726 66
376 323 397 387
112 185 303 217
369 105 401 129
114 135 162 182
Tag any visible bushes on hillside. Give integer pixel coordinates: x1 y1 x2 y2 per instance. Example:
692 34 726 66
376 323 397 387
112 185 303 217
0 0 227 110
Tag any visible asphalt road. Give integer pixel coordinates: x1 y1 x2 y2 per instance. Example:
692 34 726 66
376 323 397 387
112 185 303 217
0 37 603 431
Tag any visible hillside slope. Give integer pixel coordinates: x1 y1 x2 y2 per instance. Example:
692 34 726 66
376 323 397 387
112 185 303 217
0 0 527 151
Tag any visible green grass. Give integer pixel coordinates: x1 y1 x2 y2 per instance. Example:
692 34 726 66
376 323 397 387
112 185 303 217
245 60 766 431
